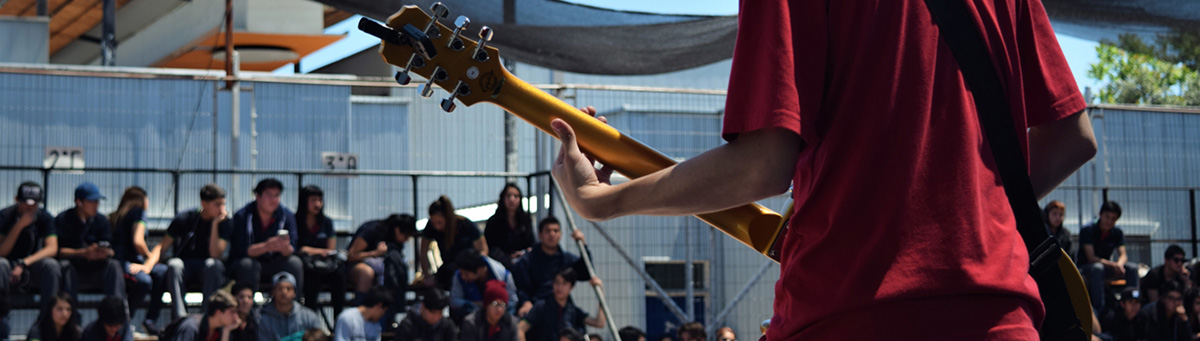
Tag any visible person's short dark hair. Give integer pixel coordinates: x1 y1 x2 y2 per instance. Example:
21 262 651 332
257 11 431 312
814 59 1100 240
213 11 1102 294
200 183 226 202
206 291 238 317
678 322 706 340
557 267 578 285
1166 244 1186 260
422 289 449 311
1162 281 1185 300
619 326 646 341
361 287 393 309
302 328 330 341
539 216 561 233
387 213 418 236
559 328 585 341
232 282 254 296
97 295 129 326
455 248 487 272
1099 201 1122 218
254 178 284 195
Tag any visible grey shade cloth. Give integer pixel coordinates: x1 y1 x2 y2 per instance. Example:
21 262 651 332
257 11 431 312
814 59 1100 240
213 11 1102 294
315 0 737 75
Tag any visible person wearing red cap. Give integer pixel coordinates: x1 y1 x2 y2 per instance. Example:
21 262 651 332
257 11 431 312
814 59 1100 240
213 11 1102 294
461 280 519 341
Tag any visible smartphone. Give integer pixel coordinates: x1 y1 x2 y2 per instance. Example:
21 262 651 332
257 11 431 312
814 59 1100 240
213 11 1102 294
277 229 289 237
97 241 111 249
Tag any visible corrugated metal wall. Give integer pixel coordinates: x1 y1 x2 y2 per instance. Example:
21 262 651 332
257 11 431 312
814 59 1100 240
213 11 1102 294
5 62 1200 340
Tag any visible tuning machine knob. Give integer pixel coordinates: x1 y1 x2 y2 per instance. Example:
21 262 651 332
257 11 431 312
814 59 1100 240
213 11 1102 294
418 66 448 98
472 26 493 62
440 81 471 112
447 16 470 51
423 2 449 39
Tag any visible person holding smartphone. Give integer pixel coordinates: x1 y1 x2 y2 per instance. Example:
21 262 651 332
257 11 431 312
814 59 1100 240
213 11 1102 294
55 182 125 300
228 178 302 294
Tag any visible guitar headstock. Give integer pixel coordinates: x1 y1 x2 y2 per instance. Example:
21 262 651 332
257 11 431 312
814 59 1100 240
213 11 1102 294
358 3 506 112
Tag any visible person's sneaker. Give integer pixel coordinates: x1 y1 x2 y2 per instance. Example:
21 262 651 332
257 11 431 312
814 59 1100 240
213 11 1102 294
142 320 162 336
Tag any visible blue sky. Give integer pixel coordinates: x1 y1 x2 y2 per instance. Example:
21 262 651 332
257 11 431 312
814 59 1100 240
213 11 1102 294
282 0 1102 95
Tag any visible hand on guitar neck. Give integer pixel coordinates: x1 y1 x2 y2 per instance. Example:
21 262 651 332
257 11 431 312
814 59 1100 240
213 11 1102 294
359 3 791 261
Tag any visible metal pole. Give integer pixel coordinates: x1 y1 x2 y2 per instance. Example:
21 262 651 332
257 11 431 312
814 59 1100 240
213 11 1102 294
213 81 219 183
549 178 691 323
100 0 115 66
412 175 420 270
1191 189 1197 257
549 179 621 341
685 218 694 321
41 169 50 205
172 172 180 215
224 0 234 89
707 261 774 335
36 0 46 16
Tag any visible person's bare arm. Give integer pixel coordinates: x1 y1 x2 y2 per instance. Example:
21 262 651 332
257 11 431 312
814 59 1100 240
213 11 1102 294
1116 245 1128 267
157 235 174 264
551 117 803 221
346 239 374 264
1029 111 1097 199
585 304 607 328
209 213 227 259
419 238 432 275
0 213 35 257
25 236 57 264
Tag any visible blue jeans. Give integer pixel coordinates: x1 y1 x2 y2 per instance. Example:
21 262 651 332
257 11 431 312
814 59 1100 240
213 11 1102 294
125 262 167 312
1080 262 1139 314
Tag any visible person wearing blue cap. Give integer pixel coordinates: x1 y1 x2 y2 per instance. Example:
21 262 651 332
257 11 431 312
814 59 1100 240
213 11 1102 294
55 181 126 300
0 181 63 336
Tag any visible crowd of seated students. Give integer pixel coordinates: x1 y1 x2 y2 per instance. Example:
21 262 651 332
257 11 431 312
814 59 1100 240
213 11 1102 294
5 179 733 341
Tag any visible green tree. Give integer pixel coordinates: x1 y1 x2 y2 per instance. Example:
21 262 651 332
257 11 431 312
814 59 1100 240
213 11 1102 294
1089 29 1200 106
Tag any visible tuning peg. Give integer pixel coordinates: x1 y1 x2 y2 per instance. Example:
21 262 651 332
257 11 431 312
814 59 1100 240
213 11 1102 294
447 16 470 51
423 2 449 39
440 81 471 112
393 54 427 85
418 66 448 98
472 26 493 62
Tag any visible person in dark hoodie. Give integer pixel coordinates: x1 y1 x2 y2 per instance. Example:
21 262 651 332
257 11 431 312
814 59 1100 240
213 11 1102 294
1137 281 1190 341
1100 289 1145 341
229 178 302 294
396 290 458 341
258 272 325 340
511 217 595 317
81 296 133 341
461 280 519 341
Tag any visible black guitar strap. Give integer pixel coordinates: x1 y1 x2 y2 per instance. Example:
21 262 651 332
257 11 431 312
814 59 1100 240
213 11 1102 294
922 0 1088 339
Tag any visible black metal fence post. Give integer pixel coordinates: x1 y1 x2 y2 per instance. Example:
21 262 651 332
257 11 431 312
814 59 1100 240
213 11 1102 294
1190 189 1197 258
172 171 181 216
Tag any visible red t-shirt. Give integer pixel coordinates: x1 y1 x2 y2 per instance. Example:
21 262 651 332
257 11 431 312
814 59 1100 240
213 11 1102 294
722 0 1085 339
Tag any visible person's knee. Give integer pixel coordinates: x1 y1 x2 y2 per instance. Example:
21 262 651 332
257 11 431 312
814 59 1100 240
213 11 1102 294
205 258 226 272
168 258 184 271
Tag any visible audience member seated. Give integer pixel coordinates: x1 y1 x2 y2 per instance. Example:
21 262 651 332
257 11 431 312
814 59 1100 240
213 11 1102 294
519 268 606 341
56 182 125 299
1185 288 1200 340
485 184 535 269
230 178 303 294
461 280 519 341
333 287 391 341
716 326 737 341
148 183 230 331
618 326 646 341
1099 288 1137 341
397 290 458 341
513 217 593 317
81 296 133 341
296 185 347 318
27 292 82 341
1137 282 1190 341
231 282 260 341
677 322 705 341
259 272 326 340
1079 201 1140 314
1142 244 1191 304
0 181 63 335
450 248 517 322
108 186 168 316
170 290 241 341
419 196 487 290
347 214 417 314
559 328 585 341
1043 200 1074 260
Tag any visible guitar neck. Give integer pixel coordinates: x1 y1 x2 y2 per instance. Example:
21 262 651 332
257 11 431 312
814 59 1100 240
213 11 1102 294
488 68 786 260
